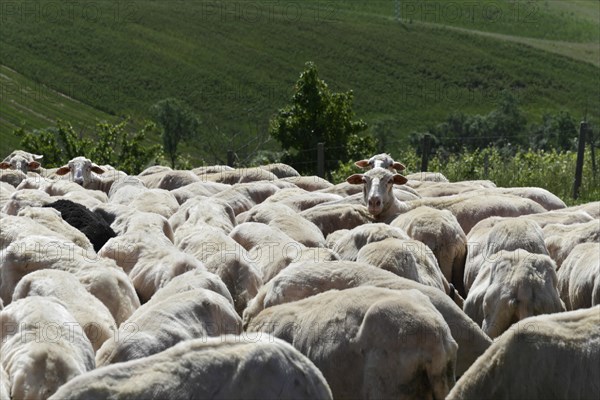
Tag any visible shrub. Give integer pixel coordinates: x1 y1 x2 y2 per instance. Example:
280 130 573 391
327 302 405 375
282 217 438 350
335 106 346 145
15 119 162 174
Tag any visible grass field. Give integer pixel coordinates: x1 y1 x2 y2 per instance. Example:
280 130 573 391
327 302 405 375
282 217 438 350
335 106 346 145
0 65 117 155
1 0 598 162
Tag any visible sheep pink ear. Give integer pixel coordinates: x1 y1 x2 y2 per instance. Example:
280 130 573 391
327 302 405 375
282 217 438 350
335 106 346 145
0 162 10 169
346 174 365 185
91 165 105 174
28 161 40 170
354 160 370 169
392 162 406 171
55 166 71 175
392 174 408 185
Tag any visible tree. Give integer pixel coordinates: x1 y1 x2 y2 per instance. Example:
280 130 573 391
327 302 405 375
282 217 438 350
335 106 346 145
151 98 200 168
15 119 161 174
269 62 371 175
486 90 527 147
529 111 577 151
15 120 91 167
419 90 527 154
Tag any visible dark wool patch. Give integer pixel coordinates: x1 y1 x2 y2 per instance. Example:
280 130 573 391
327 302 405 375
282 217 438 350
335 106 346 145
43 199 116 252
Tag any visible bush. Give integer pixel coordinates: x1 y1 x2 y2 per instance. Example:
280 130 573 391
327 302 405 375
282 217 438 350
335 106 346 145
421 147 598 205
15 119 162 174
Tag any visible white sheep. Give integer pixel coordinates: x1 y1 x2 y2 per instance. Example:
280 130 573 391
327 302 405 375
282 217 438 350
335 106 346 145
56 156 126 194
329 223 410 261
543 220 600 269
557 242 600 309
202 167 279 184
299 203 374 237
235 205 326 247
169 197 236 235
0 181 15 210
150 267 234 307
354 153 406 172
259 162 301 178
356 237 447 292
95 203 175 242
170 180 230 204
447 306 600 400
1 234 139 325
212 181 281 215
391 206 468 295
464 217 549 293
247 286 457 399
173 224 263 314
138 168 200 190
1 296 95 400
347 167 546 232
0 150 43 174
50 335 334 400
346 167 409 222
99 232 204 303
1 188 51 215
464 250 564 338
12 269 116 352
95 288 241 366
242 260 491 377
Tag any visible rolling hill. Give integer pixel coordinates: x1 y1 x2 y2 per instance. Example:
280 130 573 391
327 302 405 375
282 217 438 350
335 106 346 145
1 0 598 162
0 65 117 144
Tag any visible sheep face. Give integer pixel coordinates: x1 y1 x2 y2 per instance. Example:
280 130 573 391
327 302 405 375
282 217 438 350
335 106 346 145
354 153 405 172
56 157 105 186
0 155 40 174
346 168 407 216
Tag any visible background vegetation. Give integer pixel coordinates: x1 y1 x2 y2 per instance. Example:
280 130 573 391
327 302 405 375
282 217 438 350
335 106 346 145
1 1 598 163
15 119 161 174
1 1 598 203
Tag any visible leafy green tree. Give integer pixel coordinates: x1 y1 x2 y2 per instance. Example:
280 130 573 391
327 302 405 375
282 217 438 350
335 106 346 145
151 98 200 168
15 119 161 174
15 120 91 167
269 62 371 175
416 90 527 154
486 90 527 147
529 111 577 151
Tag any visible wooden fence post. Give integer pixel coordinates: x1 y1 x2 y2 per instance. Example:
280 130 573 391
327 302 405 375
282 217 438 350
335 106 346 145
573 121 587 200
483 152 489 179
317 143 325 178
421 134 431 172
589 128 597 178
227 150 234 168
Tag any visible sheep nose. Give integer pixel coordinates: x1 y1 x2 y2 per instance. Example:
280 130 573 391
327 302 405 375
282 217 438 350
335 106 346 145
368 197 382 208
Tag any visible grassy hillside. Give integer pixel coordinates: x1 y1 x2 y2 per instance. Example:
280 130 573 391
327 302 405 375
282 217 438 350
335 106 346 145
0 65 117 155
1 0 598 162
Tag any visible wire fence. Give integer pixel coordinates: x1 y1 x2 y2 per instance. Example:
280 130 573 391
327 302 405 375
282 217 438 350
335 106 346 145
235 122 597 200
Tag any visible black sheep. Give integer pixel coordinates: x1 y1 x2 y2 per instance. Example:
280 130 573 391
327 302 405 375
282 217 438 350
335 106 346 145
43 199 116 252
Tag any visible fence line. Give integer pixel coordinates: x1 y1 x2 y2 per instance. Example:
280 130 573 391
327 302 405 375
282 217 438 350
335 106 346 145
573 121 587 199
224 125 597 195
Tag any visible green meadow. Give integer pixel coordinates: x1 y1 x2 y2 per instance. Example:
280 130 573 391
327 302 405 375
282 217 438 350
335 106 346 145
1 0 598 162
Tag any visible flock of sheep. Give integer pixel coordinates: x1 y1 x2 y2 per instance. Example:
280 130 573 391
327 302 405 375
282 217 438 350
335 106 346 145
0 149 598 399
